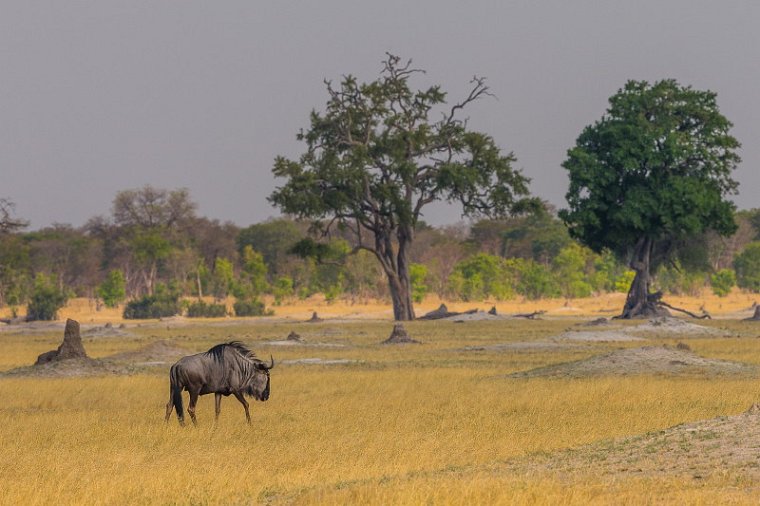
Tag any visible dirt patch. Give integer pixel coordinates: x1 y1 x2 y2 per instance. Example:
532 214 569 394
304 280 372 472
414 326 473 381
503 405 760 482
629 316 729 337
104 340 187 364
263 340 346 347
1 340 188 377
0 321 63 335
553 330 645 342
1 358 129 377
510 346 758 378
82 323 131 338
281 358 357 366
461 341 590 353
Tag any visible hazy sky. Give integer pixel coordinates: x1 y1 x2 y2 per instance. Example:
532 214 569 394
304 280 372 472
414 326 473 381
2 1 758 230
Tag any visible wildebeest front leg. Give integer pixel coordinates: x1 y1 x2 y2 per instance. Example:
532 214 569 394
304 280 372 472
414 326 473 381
215 393 222 421
233 392 251 424
187 390 200 426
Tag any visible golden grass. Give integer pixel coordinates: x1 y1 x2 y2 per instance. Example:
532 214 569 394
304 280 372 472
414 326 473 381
2 298 760 504
2 368 758 505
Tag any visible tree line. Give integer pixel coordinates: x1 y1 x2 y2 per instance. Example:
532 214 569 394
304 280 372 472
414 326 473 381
1 188 760 320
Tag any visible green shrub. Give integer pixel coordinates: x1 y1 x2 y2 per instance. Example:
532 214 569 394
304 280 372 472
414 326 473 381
410 263 429 303
186 300 227 318
26 274 68 321
710 269 736 297
273 277 294 305
734 242 760 292
233 299 270 317
449 254 515 301
97 269 126 308
123 289 180 319
614 271 636 293
513 260 559 300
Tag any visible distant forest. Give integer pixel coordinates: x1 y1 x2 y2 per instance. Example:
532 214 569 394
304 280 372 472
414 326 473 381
2 186 760 319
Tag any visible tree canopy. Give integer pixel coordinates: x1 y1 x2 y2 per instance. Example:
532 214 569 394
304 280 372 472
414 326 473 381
269 54 537 320
561 79 740 318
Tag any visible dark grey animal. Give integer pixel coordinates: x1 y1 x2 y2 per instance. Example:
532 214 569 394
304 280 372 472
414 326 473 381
165 342 274 425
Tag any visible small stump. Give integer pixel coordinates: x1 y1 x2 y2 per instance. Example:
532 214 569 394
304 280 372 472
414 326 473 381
488 306 497 316
382 323 420 344
286 331 303 342
744 306 760 321
581 317 609 327
35 319 89 365
307 312 323 323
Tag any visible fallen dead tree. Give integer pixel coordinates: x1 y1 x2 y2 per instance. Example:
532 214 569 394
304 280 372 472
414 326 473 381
417 304 478 321
512 310 545 320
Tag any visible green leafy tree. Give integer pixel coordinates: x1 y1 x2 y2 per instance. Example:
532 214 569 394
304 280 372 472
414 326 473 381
511 259 559 300
0 234 31 307
130 231 172 296
498 206 572 263
552 243 593 298
614 271 636 293
272 276 294 305
108 185 197 297
409 263 429 303
233 245 269 300
26 273 68 321
97 269 126 308
710 268 736 297
734 242 760 292
449 254 515 301
655 261 706 296
270 54 536 320
0 200 30 307
211 257 235 300
561 80 740 318
237 219 304 276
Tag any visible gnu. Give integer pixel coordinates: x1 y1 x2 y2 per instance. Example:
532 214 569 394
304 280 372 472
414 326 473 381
165 342 274 425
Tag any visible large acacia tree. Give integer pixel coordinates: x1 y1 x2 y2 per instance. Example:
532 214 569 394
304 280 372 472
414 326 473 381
561 80 740 319
270 55 536 320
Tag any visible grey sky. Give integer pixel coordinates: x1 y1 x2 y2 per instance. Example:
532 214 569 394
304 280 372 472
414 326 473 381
2 1 758 230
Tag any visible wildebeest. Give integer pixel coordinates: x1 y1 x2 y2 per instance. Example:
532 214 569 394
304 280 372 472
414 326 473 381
165 342 274 425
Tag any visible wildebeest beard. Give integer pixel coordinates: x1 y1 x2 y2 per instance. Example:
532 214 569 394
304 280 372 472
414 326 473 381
248 374 270 401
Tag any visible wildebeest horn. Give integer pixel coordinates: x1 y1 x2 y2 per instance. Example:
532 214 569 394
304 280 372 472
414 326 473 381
262 355 274 370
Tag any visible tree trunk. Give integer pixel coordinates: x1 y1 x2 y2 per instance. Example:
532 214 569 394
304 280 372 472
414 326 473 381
620 237 669 319
387 272 415 321
374 227 416 321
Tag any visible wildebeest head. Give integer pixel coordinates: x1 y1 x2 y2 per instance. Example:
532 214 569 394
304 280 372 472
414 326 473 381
247 355 274 401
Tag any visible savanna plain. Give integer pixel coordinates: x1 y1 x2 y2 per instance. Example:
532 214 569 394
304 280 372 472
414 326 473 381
3 294 760 505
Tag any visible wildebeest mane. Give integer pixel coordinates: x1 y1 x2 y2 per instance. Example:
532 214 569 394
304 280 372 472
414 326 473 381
205 341 256 362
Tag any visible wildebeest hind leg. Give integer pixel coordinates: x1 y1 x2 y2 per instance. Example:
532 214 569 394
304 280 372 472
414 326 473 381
233 392 251 424
187 390 200 426
215 393 222 422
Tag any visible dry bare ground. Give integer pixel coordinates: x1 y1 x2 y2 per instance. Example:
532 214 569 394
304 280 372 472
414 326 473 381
510 345 758 378
500 404 760 484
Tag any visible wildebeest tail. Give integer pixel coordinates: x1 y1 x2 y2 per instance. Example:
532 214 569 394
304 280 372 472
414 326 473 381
169 364 184 420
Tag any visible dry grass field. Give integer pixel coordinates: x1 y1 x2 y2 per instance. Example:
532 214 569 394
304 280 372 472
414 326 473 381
3 293 760 504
